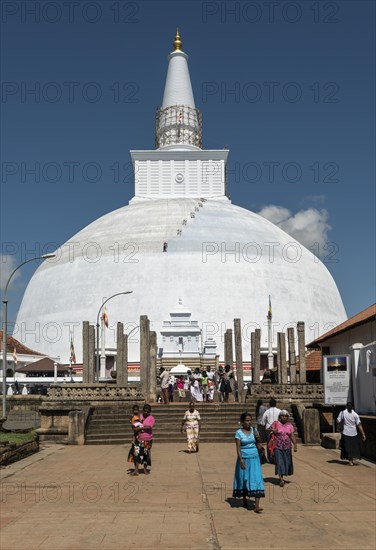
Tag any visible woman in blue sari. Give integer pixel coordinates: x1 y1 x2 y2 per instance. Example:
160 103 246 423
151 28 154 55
233 412 265 512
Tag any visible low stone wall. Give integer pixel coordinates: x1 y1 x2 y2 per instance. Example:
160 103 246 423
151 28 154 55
291 403 321 444
37 384 145 443
0 439 39 466
5 395 44 414
46 383 144 401
247 383 324 401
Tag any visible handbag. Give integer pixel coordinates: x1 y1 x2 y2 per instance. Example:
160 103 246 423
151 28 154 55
337 412 345 433
267 433 277 458
258 445 267 464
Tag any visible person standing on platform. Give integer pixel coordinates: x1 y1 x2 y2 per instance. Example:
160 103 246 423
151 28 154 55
337 402 366 466
190 368 203 402
206 367 215 402
201 370 209 402
168 374 175 402
159 367 170 404
176 376 186 402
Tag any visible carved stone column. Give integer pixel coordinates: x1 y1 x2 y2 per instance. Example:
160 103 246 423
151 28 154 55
254 329 261 385
82 321 90 384
251 332 259 384
224 329 233 367
278 332 288 384
287 327 296 384
116 322 127 387
234 319 244 403
88 324 96 383
297 321 306 384
140 315 150 399
149 331 157 402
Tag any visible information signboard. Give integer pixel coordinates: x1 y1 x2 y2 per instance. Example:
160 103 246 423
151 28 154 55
323 354 350 405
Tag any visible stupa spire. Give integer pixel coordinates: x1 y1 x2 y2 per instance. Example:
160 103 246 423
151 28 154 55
156 30 202 150
173 28 182 51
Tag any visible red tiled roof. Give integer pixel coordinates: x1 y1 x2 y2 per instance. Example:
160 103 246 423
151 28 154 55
0 331 44 356
17 358 68 373
307 304 376 347
304 349 322 371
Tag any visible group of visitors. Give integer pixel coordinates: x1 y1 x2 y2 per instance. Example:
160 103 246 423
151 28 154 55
126 398 366 514
157 365 238 404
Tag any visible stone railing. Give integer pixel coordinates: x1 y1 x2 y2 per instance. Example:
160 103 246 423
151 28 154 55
247 384 324 401
45 384 144 401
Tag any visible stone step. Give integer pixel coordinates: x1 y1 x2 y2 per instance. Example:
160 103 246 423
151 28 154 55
85 403 301 444
90 414 251 421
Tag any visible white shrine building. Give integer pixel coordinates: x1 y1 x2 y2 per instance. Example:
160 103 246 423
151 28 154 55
15 31 347 365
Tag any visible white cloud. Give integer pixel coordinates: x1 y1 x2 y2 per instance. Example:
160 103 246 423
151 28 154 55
0 255 20 292
257 205 331 254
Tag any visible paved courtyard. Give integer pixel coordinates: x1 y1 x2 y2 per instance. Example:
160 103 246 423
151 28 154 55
1 442 375 549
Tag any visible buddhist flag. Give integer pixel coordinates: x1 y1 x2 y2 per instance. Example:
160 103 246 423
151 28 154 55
102 306 109 328
70 338 76 364
267 295 272 320
12 347 18 365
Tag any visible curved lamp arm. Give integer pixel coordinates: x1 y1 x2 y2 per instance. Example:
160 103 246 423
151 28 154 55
3 253 56 301
96 291 133 326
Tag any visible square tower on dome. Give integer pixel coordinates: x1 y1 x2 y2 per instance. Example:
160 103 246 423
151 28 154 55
130 29 229 199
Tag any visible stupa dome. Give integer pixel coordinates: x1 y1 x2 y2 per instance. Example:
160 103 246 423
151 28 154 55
15 32 346 363
15 196 346 362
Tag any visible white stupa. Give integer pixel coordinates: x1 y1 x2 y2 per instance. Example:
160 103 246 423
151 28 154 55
15 31 347 364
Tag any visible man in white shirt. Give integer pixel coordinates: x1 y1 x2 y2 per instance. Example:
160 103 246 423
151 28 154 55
262 398 281 463
261 398 281 429
159 367 170 404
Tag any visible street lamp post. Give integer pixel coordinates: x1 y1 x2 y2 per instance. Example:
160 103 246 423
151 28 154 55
95 291 133 381
2 253 56 418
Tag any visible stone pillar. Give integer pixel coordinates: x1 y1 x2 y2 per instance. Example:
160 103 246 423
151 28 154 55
287 327 296 384
254 328 261 385
224 329 233 367
277 333 282 385
140 315 150 399
88 325 96 383
303 408 320 444
123 334 128 386
68 410 85 445
278 332 288 384
251 332 259 384
82 321 90 384
234 319 244 403
149 331 157 402
297 321 306 384
116 322 125 387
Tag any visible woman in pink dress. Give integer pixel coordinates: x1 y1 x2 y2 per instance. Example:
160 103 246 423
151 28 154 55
269 410 297 487
128 404 155 475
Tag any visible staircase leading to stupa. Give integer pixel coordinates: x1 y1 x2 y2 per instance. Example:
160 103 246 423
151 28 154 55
84 401 301 445
130 197 205 254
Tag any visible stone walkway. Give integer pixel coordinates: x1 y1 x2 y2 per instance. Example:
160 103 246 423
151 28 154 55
1 442 375 549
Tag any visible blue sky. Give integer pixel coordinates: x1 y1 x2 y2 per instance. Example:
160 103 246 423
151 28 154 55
1 0 375 326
